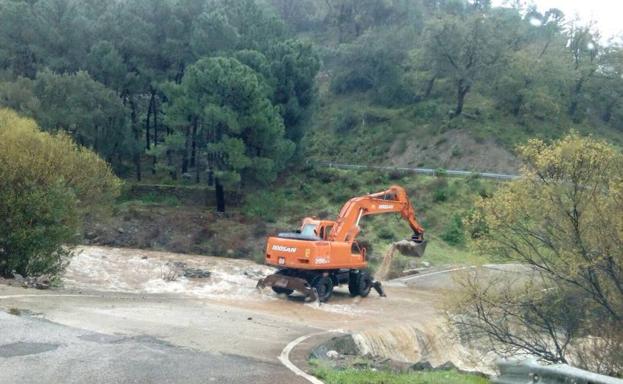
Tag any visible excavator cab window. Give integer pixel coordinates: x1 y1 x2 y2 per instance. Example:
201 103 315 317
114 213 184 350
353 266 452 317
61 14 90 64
301 224 317 238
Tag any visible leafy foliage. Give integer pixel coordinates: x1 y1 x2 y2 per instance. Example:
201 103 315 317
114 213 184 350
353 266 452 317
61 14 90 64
457 134 623 375
164 57 294 190
0 109 121 277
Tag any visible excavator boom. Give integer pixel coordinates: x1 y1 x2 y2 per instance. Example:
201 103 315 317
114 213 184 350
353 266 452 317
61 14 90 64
330 185 425 243
258 185 426 302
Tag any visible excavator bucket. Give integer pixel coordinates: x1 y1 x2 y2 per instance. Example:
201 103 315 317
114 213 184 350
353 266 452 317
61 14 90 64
257 274 318 301
394 239 427 258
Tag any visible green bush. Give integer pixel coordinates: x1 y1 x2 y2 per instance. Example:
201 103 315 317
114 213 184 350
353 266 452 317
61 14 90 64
0 109 121 277
377 227 396 241
334 108 359 133
441 213 466 246
243 190 286 223
433 186 449 202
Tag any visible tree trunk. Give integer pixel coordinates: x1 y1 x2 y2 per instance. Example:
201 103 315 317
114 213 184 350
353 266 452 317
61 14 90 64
454 79 471 117
207 168 214 187
191 119 197 167
130 97 142 181
167 149 176 180
569 78 585 120
153 94 159 146
215 178 225 213
424 75 437 98
145 91 154 149
195 148 200 184
182 125 190 174
602 101 615 123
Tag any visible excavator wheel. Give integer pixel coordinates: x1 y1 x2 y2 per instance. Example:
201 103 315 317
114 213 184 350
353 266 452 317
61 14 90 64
348 271 373 297
358 272 373 297
311 275 333 302
348 272 360 296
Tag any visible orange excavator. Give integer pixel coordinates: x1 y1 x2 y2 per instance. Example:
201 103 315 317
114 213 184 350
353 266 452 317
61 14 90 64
257 185 427 302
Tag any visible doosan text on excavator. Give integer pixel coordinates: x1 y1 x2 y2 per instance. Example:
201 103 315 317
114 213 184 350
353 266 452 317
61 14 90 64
257 185 427 302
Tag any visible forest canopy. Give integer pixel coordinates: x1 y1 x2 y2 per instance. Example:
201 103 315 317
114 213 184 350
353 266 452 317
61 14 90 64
0 0 622 207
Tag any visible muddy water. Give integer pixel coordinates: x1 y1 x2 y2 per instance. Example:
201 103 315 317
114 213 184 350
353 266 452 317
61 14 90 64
61 246 495 373
64 246 276 300
352 321 497 373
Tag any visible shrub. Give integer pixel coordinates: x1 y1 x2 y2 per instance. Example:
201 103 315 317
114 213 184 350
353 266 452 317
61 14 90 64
433 183 449 202
333 108 359 133
377 227 396 241
441 214 465 246
459 134 623 374
0 109 121 277
243 190 285 223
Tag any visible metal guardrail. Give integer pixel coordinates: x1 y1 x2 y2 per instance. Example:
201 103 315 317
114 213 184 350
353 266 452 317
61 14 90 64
494 359 623 384
319 162 520 181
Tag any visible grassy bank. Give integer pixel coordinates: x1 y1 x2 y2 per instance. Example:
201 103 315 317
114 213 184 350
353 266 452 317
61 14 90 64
313 367 490 384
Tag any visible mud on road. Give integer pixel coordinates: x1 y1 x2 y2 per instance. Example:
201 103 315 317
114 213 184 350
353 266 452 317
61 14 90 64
0 246 497 383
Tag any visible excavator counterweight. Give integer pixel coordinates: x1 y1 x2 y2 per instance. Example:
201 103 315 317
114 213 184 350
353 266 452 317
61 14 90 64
257 185 426 302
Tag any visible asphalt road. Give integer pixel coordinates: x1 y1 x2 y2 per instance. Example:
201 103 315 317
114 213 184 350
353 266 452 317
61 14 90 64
0 310 301 384
0 290 314 384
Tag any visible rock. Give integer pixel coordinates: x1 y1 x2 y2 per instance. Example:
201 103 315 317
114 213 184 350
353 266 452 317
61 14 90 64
11 271 25 283
310 335 360 360
386 360 412 372
421 261 431 268
31 276 51 290
326 350 340 360
173 262 186 269
117 227 125 234
410 361 434 371
182 268 211 279
435 361 458 371
16 274 52 290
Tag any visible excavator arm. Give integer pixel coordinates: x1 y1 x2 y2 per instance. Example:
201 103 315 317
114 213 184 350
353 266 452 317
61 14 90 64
329 185 425 243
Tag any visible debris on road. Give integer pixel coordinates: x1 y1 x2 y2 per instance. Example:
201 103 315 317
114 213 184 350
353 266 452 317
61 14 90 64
10 271 51 289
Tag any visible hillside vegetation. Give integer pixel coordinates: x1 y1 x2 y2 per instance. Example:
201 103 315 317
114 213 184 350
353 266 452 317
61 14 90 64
0 0 622 265
288 0 623 168
1 1 622 186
